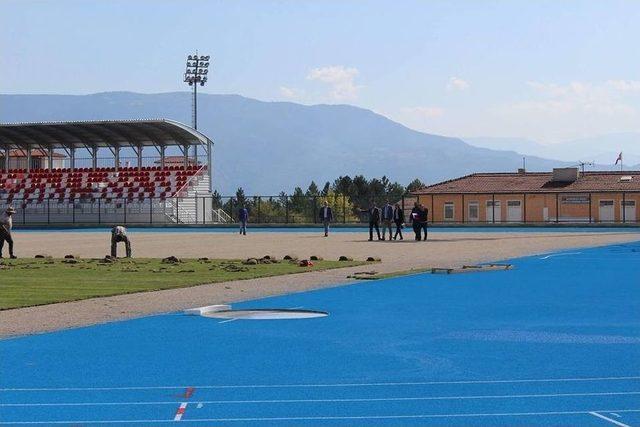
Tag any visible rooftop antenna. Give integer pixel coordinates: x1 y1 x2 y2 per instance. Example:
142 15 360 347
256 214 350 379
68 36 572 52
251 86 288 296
576 161 594 175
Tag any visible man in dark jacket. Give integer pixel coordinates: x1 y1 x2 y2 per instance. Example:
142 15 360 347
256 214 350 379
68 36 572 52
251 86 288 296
392 203 405 240
239 206 249 235
410 201 422 241
418 203 429 241
360 202 381 241
319 200 333 237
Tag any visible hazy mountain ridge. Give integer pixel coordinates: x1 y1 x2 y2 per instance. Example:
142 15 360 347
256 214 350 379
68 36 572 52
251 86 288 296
1 92 573 193
464 134 640 168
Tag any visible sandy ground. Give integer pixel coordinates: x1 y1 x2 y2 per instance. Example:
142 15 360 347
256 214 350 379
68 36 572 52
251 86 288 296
1 229 639 337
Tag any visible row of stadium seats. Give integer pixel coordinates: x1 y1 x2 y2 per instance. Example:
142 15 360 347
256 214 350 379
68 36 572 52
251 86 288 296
1 165 200 174
0 166 206 205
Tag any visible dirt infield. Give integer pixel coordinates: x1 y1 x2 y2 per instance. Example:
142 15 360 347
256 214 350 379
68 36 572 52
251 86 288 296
1 230 638 337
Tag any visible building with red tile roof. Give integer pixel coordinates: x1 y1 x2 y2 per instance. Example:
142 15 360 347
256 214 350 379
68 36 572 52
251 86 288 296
411 168 640 224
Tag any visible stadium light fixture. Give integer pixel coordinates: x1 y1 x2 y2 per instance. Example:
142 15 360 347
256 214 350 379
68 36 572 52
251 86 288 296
183 51 211 131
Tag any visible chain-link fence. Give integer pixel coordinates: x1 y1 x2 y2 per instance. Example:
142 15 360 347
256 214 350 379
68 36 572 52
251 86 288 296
0 194 413 225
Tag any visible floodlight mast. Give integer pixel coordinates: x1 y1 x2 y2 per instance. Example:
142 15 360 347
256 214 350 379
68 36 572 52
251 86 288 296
183 52 211 161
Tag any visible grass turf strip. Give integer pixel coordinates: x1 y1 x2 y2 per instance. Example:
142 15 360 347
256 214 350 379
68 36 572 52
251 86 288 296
0 258 365 310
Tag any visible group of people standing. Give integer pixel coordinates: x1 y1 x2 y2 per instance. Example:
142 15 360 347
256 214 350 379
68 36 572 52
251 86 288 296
234 200 429 241
360 200 428 241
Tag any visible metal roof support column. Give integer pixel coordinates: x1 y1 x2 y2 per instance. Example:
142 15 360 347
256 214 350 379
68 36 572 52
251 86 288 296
91 147 98 171
555 193 559 223
70 147 76 171
137 145 143 171
114 146 120 171
183 145 189 169
207 138 213 192
160 145 165 169
48 148 53 171
26 146 32 172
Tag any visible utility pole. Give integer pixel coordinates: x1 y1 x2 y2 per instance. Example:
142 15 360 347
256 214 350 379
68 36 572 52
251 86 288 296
184 53 211 163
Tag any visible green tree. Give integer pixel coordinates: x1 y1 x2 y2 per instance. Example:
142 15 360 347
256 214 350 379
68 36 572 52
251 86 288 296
407 178 426 193
306 181 320 197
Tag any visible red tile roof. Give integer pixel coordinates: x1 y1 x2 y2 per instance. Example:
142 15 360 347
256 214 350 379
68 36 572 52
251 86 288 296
412 171 640 194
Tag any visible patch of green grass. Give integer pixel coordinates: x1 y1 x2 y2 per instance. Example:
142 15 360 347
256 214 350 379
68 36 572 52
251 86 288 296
0 258 365 310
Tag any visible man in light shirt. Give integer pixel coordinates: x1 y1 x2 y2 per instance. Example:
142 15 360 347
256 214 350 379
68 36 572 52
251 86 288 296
381 200 394 241
111 225 132 258
0 206 16 259
318 200 333 237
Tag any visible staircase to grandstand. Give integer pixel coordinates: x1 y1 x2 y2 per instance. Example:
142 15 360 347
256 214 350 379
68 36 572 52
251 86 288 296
0 165 231 224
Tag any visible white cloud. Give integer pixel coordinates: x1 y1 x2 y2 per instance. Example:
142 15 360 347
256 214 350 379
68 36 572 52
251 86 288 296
306 65 361 101
606 79 640 92
279 86 303 100
518 80 637 116
403 106 445 118
447 76 469 91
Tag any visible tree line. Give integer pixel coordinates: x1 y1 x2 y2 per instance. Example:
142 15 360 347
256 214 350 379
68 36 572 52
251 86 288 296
210 175 426 222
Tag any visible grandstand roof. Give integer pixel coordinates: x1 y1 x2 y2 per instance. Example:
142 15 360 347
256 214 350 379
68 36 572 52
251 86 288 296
0 119 210 149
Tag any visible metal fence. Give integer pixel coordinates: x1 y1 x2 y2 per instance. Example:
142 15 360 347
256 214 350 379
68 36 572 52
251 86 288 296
0 194 389 225
3 192 639 226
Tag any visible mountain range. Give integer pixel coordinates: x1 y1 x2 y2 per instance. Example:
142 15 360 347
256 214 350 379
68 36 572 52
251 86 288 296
464 134 640 168
0 91 620 194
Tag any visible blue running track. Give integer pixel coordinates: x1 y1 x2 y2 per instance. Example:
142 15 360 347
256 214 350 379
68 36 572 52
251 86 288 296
1 242 639 425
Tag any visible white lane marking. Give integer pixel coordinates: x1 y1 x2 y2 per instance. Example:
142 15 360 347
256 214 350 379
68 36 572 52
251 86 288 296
2 375 639 391
540 252 582 259
2 390 640 406
217 318 237 324
611 413 622 417
589 411 631 427
1 408 640 424
173 402 188 421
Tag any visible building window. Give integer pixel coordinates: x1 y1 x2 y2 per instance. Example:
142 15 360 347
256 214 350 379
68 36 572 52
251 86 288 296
444 202 455 221
468 202 479 221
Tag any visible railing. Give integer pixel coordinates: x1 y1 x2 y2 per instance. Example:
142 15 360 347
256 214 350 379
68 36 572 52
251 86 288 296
1 193 639 225
212 208 232 224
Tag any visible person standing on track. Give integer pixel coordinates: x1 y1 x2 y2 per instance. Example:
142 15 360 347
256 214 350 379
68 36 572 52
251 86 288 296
0 206 16 259
410 201 424 241
417 203 429 241
381 200 394 241
392 202 405 240
359 201 381 241
110 225 132 258
319 200 333 237
239 206 249 236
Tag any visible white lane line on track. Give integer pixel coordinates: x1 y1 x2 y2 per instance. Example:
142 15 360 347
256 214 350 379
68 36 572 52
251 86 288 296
2 391 640 406
1 408 640 424
173 402 187 421
2 375 639 391
539 252 582 259
589 411 631 427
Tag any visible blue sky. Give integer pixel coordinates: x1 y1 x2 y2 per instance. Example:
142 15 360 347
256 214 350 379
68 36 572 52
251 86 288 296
2 0 639 143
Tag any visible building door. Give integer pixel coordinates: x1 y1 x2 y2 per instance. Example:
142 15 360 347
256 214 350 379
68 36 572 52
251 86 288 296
622 200 636 222
486 200 501 222
599 200 614 222
507 200 522 222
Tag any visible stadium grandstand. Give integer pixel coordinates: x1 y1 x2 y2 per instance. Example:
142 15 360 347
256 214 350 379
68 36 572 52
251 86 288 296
0 119 229 225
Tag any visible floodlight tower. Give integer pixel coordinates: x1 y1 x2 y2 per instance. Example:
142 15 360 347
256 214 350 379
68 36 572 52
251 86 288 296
184 53 210 160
